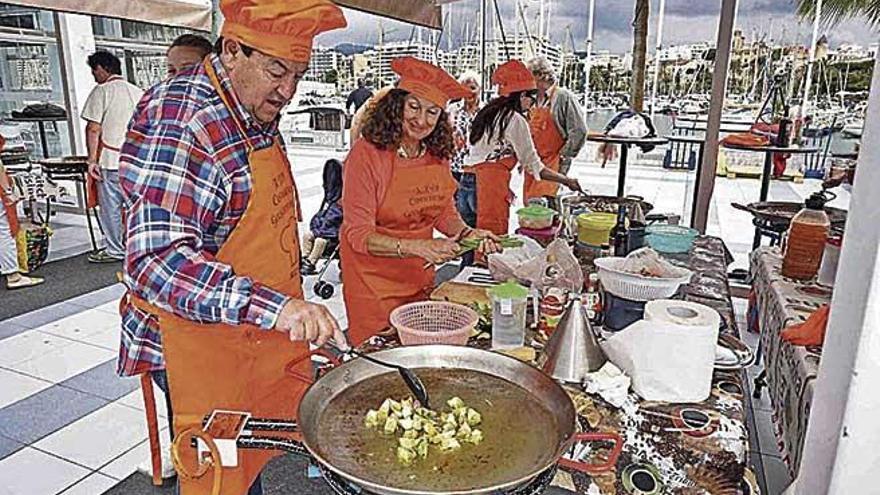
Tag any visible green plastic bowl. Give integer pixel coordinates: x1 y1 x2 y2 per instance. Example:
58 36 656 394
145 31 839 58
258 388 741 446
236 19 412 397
645 225 699 253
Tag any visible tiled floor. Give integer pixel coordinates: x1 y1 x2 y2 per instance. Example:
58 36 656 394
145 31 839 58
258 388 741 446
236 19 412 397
0 146 839 494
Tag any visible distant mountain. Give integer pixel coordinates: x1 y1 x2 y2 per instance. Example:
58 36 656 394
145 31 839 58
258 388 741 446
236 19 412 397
335 43 372 56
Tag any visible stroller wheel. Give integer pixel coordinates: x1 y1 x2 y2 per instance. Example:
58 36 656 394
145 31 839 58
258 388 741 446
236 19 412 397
314 281 334 299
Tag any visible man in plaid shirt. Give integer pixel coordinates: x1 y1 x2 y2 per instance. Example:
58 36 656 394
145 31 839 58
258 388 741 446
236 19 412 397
116 2 347 490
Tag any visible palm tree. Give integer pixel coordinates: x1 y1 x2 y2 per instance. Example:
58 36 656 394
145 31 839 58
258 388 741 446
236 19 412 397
797 0 880 25
630 0 650 112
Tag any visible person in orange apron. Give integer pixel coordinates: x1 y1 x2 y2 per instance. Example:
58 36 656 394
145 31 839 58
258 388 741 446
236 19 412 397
81 51 144 263
341 57 501 346
462 60 582 236
116 2 348 494
524 57 587 205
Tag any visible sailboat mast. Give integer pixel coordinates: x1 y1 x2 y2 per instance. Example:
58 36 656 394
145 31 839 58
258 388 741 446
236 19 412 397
539 0 545 40
583 0 595 112
480 0 487 99
802 0 823 116
649 0 667 119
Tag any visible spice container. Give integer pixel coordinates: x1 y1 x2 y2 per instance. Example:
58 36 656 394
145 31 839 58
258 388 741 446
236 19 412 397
489 281 529 349
782 192 830 280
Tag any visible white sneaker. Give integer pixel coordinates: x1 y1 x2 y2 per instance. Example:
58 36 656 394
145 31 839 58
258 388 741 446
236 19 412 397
137 441 177 479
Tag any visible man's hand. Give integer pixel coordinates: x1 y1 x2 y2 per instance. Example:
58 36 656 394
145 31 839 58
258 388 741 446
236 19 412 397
274 299 345 347
87 162 103 182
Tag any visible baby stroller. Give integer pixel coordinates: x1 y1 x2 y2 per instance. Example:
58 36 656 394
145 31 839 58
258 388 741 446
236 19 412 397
302 159 343 299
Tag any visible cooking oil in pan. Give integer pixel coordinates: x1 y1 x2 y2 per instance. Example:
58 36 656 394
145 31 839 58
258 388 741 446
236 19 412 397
315 368 561 492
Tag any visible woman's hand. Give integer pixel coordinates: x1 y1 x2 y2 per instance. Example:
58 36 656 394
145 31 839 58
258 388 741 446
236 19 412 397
461 228 503 255
406 238 461 265
563 177 583 193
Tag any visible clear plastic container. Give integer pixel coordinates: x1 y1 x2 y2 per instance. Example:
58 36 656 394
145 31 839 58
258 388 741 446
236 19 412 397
517 205 557 230
489 281 529 349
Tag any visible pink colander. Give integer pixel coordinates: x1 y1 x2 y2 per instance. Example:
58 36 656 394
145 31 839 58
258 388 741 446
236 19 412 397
390 301 479 346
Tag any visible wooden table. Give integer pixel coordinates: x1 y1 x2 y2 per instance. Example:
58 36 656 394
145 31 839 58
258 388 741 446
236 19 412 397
720 143 818 248
586 135 669 197
365 236 757 494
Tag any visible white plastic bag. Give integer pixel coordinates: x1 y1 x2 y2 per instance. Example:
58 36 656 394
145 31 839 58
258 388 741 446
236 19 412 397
487 235 543 282
514 239 584 292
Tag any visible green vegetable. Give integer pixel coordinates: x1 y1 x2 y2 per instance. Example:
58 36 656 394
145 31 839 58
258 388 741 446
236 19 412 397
457 235 524 255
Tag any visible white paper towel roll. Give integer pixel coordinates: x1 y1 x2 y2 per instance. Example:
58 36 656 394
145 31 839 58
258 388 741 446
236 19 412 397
644 299 721 330
601 300 720 402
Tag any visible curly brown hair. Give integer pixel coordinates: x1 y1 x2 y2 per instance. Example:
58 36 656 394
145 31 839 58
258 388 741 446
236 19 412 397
361 89 455 160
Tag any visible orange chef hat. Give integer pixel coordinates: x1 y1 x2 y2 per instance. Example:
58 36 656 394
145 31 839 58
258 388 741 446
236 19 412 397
221 0 347 62
391 57 471 108
492 60 536 96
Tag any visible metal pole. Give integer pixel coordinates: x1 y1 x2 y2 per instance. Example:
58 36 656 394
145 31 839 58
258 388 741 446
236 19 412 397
802 0 823 117
480 0 487 100
583 0 595 112
693 0 738 233
539 0 545 40
649 0 666 120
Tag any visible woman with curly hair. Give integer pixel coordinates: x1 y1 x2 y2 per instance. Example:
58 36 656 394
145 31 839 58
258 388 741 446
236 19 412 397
340 57 500 345
462 60 581 235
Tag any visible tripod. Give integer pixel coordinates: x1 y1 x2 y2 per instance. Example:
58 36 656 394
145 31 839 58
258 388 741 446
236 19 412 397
753 75 792 147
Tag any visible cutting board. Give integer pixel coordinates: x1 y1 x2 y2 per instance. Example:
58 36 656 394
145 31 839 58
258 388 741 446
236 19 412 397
430 281 490 307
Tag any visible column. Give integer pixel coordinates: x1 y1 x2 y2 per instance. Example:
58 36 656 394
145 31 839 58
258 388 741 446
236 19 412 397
796 52 880 493
55 12 96 155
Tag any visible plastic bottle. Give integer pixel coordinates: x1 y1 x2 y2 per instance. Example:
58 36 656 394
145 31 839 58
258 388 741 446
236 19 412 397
782 192 830 280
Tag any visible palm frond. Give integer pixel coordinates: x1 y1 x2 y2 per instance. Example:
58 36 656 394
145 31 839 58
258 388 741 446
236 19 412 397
797 0 880 27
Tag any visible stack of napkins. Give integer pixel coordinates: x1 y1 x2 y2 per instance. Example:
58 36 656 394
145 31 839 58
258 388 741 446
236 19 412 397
582 362 631 408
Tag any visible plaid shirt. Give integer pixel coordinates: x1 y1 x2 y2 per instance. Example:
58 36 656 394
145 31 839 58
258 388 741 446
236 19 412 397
116 55 290 376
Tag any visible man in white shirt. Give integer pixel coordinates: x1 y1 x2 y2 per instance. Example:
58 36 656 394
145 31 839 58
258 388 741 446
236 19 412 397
81 50 143 263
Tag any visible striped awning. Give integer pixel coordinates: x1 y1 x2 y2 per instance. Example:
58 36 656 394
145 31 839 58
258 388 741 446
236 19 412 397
3 0 211 31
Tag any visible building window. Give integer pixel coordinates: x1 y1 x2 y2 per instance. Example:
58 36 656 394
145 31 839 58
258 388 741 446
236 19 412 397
0 4 69 159
92 15 206 88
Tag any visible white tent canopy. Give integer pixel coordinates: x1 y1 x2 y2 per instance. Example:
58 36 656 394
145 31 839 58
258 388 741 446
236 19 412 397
3 0 212 31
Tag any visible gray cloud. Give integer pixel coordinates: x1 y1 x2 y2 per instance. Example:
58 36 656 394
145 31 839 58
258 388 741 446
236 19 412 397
315 0 879 53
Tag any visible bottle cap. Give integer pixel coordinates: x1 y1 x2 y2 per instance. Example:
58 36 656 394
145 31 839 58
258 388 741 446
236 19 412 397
805 192 827 210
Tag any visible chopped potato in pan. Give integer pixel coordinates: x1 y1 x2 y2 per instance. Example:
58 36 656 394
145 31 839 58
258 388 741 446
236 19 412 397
364 396 484 466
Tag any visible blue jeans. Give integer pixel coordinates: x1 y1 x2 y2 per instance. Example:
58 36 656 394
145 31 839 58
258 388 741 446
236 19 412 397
456 173 477 228
97 169 125 258
456 174 478 267
152 370 264 495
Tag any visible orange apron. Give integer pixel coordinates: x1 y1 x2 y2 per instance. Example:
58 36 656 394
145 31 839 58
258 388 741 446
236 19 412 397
341 152 457 346
472 155 517 236
127 60 309 495
1 172 18 236
524 92 565 202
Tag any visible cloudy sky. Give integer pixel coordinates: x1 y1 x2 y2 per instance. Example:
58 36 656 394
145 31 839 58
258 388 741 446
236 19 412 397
316 0 879 53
